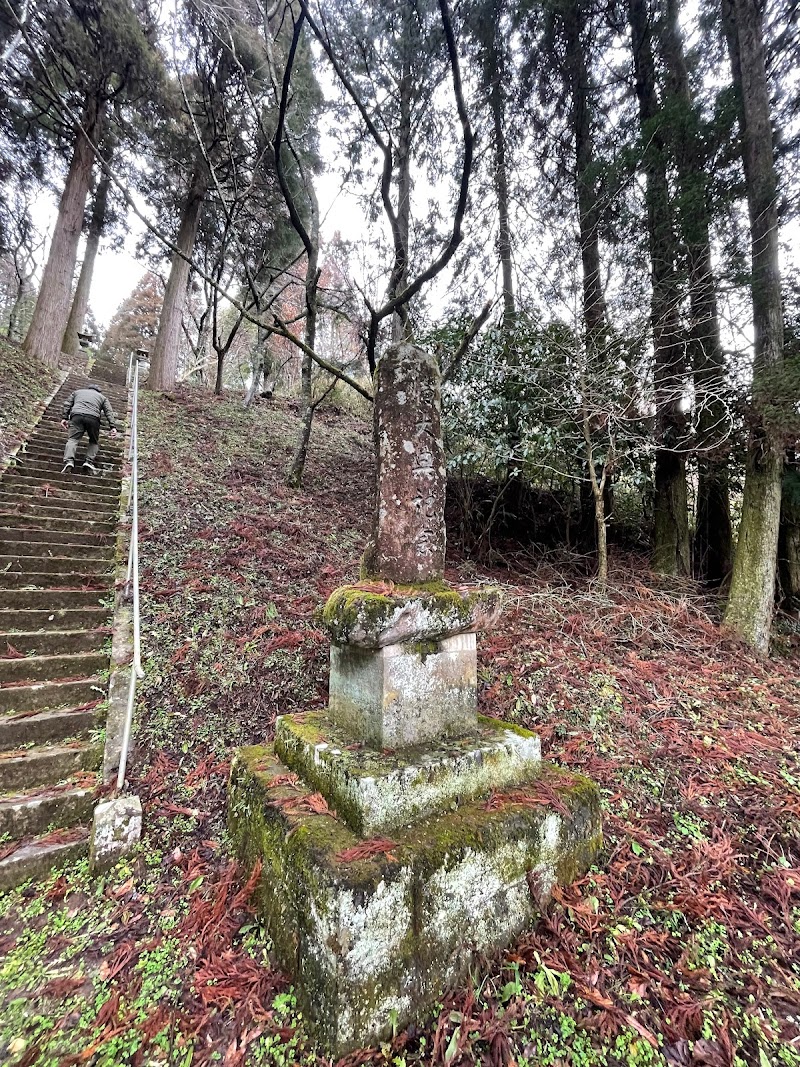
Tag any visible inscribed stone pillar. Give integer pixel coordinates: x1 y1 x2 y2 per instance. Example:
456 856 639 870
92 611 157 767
364 343 446 584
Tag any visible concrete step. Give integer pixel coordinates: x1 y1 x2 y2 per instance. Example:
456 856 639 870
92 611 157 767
0 704 100 747
30 426 125 447
0 827 90 891
0 741 101 792
38 415 126 432
0 525 115 547
6 461 124 485
25 444 124 465
14 444 124 467
13 440 124 461
0 607 111 632
0 588 111 612
0 493 119 519
0 628 109 656
0 783 95 839
24 425 124 445
1 473 122 500
0 570 109 590
0 490 121 515
0 650 107 684
0 553 113 574
0 540 112 560
0 512 116 535
0 675 105 715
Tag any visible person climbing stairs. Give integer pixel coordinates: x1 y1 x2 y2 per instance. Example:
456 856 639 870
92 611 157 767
0 357 128 890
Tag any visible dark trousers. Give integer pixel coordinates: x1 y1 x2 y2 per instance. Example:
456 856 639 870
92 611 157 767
63 415 101 463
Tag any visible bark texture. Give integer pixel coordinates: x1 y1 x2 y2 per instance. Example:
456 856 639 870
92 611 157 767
24 95 105 368
779 460 800 609
147 171 206 392
629 0 690 576
661 0 732 584
721 0 784 653
285 188 321 489
563 0 612 568
63 163 111 359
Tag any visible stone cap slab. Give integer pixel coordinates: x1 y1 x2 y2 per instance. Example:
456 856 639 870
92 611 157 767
322 582 503 649
274 710 541 836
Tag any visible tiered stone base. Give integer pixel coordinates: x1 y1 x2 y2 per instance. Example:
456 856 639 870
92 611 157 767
228 725 602 1055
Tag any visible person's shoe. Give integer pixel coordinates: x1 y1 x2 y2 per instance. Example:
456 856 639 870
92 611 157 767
61 460 74 474
82 461 99 475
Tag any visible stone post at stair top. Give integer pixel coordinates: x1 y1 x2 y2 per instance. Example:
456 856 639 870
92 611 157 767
362 342 447 583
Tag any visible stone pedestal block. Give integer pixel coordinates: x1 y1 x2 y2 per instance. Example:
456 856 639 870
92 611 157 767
274 711 541 836
228 747 602 1057
89 794 142 871
329 634 477 749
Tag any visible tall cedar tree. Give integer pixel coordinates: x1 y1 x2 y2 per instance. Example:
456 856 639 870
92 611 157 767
62 138 113 357
146 0 299 392
628 0 691 577
10 0 160 367
659 0 732 585
720 0 785 652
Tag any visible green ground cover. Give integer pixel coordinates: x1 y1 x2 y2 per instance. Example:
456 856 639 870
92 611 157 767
1 386 799 1066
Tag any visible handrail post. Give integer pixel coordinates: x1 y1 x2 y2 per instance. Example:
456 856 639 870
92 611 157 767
117 356 143 792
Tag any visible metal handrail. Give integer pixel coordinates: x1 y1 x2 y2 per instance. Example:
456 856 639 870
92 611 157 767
117 356 144 792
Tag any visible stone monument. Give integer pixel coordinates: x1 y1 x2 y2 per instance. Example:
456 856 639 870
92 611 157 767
228 343 602 1055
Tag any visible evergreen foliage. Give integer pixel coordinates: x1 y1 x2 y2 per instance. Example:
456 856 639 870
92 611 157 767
5 0 796 647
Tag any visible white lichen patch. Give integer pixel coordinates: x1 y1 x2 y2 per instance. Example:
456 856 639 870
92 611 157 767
89 795 142 871
312 873 414 1044
423 840 535 962
402 439 415 453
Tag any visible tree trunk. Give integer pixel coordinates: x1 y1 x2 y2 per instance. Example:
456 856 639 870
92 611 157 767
23 94 105 368
563 0 613 554
660 0 732 584
563 0 605 343
486 5 515 330
286 187 321 489
778 458 800 609
485 4 522 484
8 279 33 342
629 0 690 577
583 418 609 591
391 30 413 347
147 170 206 392
244 328 273 409
243 361 263 409
214 350 225 395
721 0 784 653
62 159 112 359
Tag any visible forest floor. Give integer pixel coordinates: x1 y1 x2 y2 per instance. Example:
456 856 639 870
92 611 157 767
1 386 800 1067
0 338 61 465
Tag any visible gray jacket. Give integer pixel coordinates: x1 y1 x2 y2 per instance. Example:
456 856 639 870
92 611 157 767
63 386 117 430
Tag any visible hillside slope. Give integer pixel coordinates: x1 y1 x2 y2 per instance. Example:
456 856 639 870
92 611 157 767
1 386 799 1067
0 339 62 465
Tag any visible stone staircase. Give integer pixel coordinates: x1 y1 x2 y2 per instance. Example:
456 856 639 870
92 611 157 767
0 357 128 889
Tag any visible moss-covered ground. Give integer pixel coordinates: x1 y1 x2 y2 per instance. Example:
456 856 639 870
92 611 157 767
1 386 799 1066
0 338 61 464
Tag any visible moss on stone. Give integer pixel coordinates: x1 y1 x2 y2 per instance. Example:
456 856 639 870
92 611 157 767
229 740 602 1057
322 587 395 644
322 582 503 648
477 713 537 739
